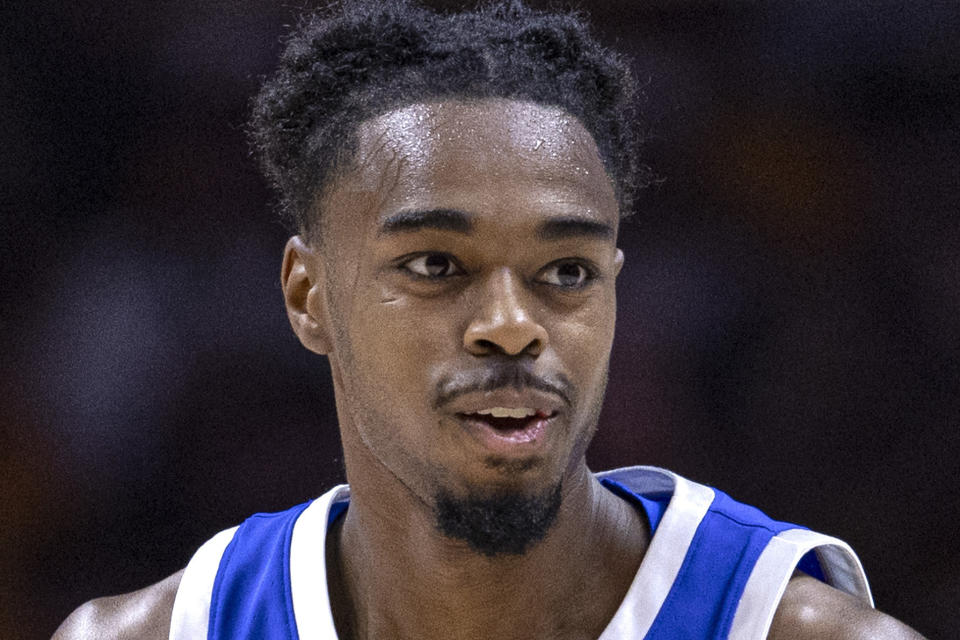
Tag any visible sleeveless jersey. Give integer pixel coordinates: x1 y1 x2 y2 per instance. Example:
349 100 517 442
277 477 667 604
169 466 872 639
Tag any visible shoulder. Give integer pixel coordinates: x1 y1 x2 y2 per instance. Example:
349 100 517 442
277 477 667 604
51 569 184 640
768 575 926 640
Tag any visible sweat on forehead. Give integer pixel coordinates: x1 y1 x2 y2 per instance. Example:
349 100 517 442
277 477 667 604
368 101 591 155
342 100 612 193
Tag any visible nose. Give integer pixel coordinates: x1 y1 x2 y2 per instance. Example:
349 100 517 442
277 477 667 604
463 268 548 357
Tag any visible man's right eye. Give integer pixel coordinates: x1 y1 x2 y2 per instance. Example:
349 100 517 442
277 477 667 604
400 253 462 278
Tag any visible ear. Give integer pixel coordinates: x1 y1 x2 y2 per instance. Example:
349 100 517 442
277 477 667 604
281 235 332 355
613 248 625 277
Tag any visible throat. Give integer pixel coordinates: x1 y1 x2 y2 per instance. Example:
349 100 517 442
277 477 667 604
327 474 648 640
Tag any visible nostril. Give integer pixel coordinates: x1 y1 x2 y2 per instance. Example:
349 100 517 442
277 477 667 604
473 339 498 353
464 315 548 356
467 338 542 357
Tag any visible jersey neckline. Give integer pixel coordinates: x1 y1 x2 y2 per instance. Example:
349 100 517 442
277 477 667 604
288 466 715 640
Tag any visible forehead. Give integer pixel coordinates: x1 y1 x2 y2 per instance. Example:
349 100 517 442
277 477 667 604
357 99 609 189
320 99 619 239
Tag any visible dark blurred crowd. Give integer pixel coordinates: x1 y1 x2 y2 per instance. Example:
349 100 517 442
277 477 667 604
2 1 957 638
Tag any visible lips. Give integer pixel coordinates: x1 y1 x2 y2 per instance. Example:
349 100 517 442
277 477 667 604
455 410 557 454
442 388 565 455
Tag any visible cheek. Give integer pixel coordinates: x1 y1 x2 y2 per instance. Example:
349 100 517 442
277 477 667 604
341 287 453 400
561 291 616 344
558 303 616 397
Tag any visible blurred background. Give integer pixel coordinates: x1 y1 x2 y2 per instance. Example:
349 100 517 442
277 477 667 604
2 0 957 637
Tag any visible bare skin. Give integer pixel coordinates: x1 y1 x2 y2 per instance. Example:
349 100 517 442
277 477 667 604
52 100 927 640
51 570 182 640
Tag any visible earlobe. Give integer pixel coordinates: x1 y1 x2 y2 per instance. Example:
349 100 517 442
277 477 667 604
613 248 625 277
281 235 333 355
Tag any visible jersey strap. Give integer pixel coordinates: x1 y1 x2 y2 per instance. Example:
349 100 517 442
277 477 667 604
728 528 873 639
206 501 311 639
168 487 348 640
289 486 350 639
168 526 237 640
594 466 872 639
597 467 715 639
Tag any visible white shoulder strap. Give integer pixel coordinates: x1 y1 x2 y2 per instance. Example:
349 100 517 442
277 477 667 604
167 484 350 640
168 526 238 640
728 528 873 640
597 469 715 639
289 485 350 639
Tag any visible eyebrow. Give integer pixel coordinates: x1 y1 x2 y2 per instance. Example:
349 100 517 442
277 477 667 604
378 208 614 240
379 209 473 235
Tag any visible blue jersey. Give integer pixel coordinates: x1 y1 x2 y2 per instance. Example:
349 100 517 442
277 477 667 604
169 466 872 639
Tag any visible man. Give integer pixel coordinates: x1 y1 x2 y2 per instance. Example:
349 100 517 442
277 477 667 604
54 1 924 638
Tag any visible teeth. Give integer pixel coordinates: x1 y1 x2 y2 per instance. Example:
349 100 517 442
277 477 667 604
476 407 537 419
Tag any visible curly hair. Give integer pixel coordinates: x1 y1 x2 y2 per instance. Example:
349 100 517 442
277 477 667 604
250 0 648 238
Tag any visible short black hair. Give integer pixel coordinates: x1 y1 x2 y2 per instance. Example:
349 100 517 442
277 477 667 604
250 0 648 239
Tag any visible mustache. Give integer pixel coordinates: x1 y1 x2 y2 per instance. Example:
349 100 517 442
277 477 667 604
433 362 573 410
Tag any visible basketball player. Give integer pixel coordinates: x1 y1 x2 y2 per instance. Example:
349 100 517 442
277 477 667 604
53 1 925 638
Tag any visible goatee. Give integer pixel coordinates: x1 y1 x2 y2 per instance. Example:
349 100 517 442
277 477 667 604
433 482 562 557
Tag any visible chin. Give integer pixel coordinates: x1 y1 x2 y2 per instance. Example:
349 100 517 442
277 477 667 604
432 477 563 557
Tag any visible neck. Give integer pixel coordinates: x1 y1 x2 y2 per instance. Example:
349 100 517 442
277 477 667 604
327 459 648 640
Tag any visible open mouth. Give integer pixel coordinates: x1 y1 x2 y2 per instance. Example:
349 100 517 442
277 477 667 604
462 411 552 432
455 410 557 449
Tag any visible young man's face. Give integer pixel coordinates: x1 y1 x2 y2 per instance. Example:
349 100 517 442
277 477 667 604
292 98 623 522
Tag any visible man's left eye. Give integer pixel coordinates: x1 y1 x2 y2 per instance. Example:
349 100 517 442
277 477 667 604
538 261 595 288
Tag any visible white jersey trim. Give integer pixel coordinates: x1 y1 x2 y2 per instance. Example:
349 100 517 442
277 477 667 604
596 466 715 640
290 485 351 640
168 525 238 640
728 528 873 640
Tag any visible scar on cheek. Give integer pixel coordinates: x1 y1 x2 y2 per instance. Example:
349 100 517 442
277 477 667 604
379 297 401 305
